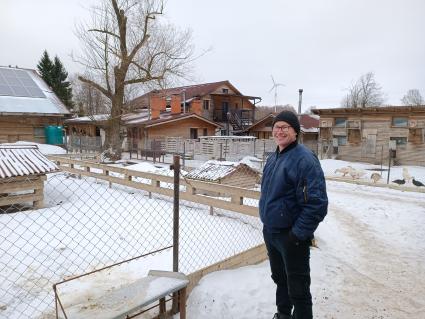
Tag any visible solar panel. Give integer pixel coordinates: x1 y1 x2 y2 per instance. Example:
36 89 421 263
0 68 45 98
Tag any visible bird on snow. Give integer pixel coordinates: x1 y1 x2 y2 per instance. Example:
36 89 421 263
392 179 406 185
334 166 353 177
412 178 424 187
370 172 382 183
402 167 412 183
349 168 366 180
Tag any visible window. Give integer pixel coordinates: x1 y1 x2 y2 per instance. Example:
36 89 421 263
335 136 347 146
203 99 210 110
390 137 407 145
190 128 198 139
203 128 208 136
222 88 229 94
334 118 347 127
392 117 408 127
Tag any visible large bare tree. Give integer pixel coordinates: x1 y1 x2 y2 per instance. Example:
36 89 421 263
401 89 424 106
74 0 194 159
341 72 386 108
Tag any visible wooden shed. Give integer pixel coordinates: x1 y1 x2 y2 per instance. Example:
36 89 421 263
0 145 58 212
185 161 260 196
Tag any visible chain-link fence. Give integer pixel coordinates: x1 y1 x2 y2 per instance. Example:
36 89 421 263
0 155 263 319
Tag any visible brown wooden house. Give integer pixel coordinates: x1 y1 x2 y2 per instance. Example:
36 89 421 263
126 81 261 135
0 66 70 144
243 113 319 154
313 106 425 165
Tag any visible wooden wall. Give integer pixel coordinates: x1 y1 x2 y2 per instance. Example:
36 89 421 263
146 118 217 140
319 114 425 165
0 115 64 144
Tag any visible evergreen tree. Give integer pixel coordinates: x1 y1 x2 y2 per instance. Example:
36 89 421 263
36 50 54 88
36 51 74 108
52 56 73 108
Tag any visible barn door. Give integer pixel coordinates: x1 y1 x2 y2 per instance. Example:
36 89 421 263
362 134 376 158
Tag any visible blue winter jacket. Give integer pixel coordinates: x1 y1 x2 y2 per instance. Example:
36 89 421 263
259 142 328 240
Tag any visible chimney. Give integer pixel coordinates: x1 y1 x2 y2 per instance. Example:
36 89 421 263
171 94 181 114
191 99 202 116
150 94 161 120
298 89 303 115
159 96 166 111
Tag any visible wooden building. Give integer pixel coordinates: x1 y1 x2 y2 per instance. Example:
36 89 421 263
0 66 70 143
313 106 425 165
244 113 319 154
126 81 261 135
185 161 260 196
0 145 58 212
122 106 222 151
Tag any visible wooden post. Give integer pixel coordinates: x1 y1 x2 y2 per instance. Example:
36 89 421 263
179 287 187 319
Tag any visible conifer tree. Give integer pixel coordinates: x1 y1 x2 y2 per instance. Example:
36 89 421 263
36 50 53 88
36 51 73 108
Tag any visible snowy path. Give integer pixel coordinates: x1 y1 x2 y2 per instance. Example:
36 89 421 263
184 181 425 319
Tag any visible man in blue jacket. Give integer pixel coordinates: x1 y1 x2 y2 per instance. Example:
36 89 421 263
259 111 328 319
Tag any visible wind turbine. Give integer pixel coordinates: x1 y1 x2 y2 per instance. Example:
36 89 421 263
269 75 285 112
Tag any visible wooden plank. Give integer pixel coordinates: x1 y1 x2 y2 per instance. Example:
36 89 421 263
0 180 44 193
186 244 267 294
0 193 43 207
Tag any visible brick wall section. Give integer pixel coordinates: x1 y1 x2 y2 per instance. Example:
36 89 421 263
171 94 181 114
191 100 202 116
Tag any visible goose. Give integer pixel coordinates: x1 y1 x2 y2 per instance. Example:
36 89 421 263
334 166 353 177
402 168 412 183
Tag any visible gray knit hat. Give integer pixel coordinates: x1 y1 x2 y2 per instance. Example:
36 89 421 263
272 111 300 135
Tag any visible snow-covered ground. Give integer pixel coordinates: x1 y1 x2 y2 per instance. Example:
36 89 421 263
183 161 425 319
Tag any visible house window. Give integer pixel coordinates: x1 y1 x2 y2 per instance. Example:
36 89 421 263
390 137 407 145
392 117 408 127
34 127 45 142
334 118 347 127
335 135 347 146
190 128 198 139
222 88 229 94
203 100 210 110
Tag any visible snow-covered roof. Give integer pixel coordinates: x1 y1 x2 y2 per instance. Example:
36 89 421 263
65 114 110 123
0 66 70 115
185 160 258 182
0 144 58 178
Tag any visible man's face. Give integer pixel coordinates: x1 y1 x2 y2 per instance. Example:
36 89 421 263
273 120 297 151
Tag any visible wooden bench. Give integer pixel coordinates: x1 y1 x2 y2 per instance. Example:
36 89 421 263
55 270 189 319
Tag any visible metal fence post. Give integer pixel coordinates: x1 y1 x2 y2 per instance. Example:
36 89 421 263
172 155 180 272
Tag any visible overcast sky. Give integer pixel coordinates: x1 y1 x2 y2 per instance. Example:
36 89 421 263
1 0 424 110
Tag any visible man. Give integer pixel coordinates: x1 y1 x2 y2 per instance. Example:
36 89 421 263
259 110 328 319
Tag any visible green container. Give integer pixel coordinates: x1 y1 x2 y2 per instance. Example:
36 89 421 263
44 126 64 145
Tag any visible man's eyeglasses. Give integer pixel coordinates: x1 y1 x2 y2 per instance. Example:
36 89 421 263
273 125 291 132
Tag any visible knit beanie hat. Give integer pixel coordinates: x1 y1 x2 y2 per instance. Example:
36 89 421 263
272 111 301 136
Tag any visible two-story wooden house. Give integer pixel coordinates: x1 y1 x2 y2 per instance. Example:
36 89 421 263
313 106 425 165
126 80 261 136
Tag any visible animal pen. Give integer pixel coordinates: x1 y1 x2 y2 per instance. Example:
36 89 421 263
0 145 58 212
0 154 265 318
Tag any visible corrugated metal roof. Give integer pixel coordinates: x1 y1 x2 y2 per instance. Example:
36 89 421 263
185 161 256 182
0 145 58 178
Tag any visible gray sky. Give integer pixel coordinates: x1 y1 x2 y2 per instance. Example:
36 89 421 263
1 0 424 110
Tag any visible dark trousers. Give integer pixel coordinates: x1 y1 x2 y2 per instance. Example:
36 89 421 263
263 228 312 319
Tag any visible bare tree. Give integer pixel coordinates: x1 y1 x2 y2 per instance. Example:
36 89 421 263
71 74 110 116
341 72 385 108
74 0 194 159
401 89 424 106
